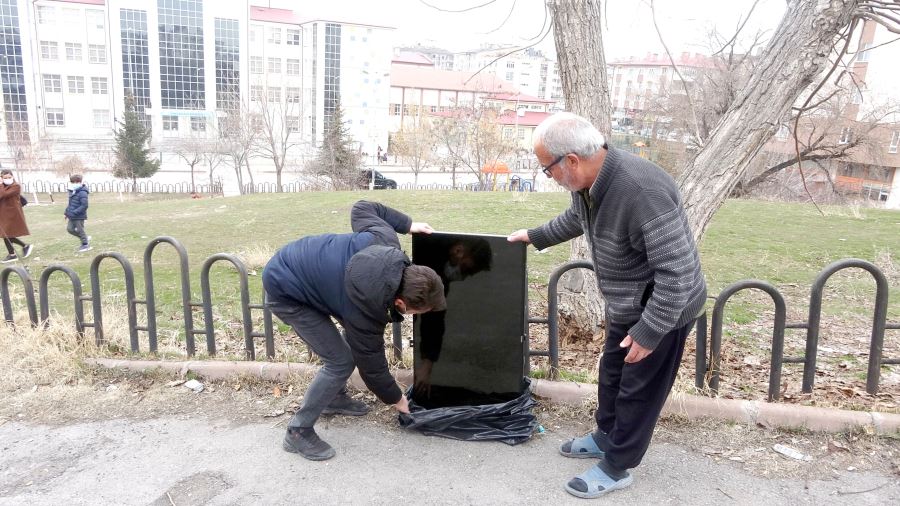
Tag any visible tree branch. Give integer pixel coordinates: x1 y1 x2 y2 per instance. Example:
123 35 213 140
712 0 761 56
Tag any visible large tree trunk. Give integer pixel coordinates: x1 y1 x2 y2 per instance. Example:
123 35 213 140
548 0 611 333
679 0 858 242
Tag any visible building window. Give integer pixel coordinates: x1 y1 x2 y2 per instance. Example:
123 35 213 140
86 9 105 30
250 56 263 74
267 87 281 103
191 116 206 131
267 57 281 73
250 85 263 101
37 6 55 24
67 76 85 94
40 41 58 60
0 1 30 143
267 27 281 44
89 44 107 63
390 104 400 116
839 126 852 144
857 42 872 63
43 74 62 93
503 127 513 139
162 115 178 131
92 109 110 129
91 77 108 95
286 58 299 76
214 18 240 111
65 42 82 61
249 24 260 43
506 61 515 69
323 23 341 130
775 125 790 141
287 29 300 45
286 87 300 103
286 116 300 132
890 131 899 154
518 127 525 140
121 9 151 117
46 108 65 127
158 0 205 110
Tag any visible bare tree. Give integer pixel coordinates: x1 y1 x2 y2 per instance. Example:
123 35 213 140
432 103 517 187
253 84 305 191
216 103 259 195
174 136 214 194
392 119 437 186
53 155 85 178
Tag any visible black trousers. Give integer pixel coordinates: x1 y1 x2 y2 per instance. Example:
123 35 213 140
593 318 692 470
3 237 25 255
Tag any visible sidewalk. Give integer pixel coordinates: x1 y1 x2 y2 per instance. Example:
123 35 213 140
1 415 897 505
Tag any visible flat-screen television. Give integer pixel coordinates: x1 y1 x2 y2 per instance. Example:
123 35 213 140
411 232 527 408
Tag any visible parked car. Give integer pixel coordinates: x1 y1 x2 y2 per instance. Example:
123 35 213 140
359 170 397 189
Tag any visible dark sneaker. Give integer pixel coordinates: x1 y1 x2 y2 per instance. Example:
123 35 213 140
321 393 370 416
1 254 17 263
282 427 335 461
22 244 33 259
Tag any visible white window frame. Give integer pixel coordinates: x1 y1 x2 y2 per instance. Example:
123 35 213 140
250 56 263 74
286 116 300 133
857 42 872 63
286 59 300 76
46 108 65 127
89 45 107 64
86 9 105 30
67 76 85 94
267 57 281 74
890 131 899 154
287 29 300 46
40 41 58 60
37 6 55 24
162 115 179 131
42 74 62 93
65 42 82 61
839 126 852 144
250 85 263 102
91 77 108 95
267 27 282 44
191 117 207 132
286 87 300 103
92 109 110 129
267 88 281 103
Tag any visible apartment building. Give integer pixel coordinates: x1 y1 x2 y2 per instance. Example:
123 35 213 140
0 0 395 186
453 46 562 109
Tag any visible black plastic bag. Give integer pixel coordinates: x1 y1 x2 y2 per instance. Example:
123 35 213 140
398 379 538 445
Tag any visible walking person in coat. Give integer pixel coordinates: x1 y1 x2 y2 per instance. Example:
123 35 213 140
0 169 33 263
508 112 706 499
64 174 91 252
262 200 446 461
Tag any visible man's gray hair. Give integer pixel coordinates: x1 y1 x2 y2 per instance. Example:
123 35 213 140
533 112 606 158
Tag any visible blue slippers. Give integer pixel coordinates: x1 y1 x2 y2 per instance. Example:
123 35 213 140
564 463 633 499
559 433 605 459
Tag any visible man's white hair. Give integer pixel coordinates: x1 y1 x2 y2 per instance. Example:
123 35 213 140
533 112 606 158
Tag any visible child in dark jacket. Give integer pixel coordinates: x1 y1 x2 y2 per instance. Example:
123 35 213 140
64 174 91 252
263 200 445 461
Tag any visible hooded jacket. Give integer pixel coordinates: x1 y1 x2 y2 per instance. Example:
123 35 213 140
65 184 89 220
263 201 413 404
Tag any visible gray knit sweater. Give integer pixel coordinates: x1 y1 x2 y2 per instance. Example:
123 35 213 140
528 147 707 350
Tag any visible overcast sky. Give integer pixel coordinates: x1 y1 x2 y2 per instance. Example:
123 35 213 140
283 0 787 58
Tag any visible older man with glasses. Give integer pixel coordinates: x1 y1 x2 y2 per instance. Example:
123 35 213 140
508 112 706 499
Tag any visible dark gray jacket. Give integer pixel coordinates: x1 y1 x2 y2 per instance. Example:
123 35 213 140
528 148 706 350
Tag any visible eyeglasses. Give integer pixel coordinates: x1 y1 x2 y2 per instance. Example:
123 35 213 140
541 154 567 177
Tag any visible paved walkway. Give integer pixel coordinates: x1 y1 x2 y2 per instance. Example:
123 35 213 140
1 416 897 505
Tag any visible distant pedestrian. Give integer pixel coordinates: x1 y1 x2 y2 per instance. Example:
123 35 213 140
0 169 33 263
64 174 91 252
377 145 383 164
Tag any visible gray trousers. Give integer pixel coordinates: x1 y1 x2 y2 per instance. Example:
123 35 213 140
66 219 88 245
268 299 354 429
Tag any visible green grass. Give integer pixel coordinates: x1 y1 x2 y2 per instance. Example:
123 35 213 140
12 191 900 360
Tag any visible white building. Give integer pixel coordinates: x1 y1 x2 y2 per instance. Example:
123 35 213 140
0 0 395 189
452 46 562 109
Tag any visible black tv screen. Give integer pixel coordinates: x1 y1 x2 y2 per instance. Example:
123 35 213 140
412 232 527 408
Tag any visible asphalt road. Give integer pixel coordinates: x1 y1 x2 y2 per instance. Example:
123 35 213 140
1 416 897 505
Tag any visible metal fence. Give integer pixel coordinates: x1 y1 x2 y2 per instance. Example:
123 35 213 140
22 180 223 195
1 239 895 399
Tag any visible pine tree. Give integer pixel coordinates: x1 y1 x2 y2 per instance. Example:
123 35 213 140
113 94 160 190
314 105 361 189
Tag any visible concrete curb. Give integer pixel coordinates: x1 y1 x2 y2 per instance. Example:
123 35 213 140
87 358 900 435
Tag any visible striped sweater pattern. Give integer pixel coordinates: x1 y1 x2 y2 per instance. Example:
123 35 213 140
528 148 707 350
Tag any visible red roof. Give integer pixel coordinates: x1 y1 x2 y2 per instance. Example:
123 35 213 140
497 111 552 127
610 52 718 69
485 92 553 104
391 64 517 93
392 51 434 67
250 6 304 25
